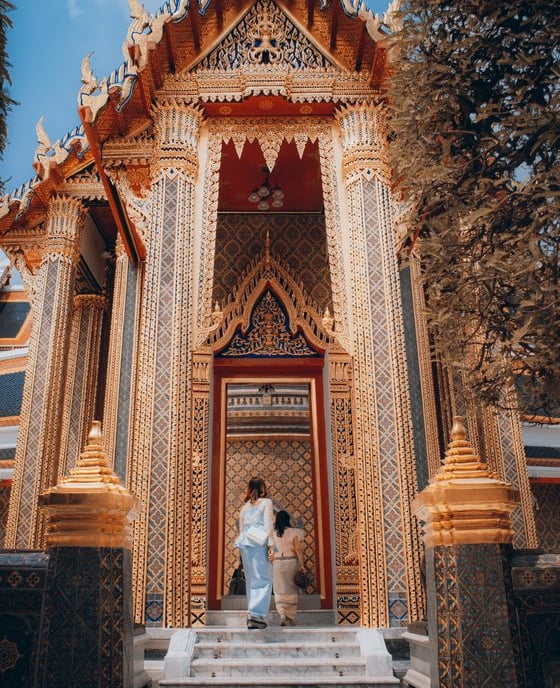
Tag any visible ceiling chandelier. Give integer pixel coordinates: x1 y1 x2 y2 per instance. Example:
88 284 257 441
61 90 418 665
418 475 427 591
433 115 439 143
248 167 284 210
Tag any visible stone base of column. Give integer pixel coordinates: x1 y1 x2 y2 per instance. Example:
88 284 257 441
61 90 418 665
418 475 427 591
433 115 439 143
425 543 518 688
38 547 133 688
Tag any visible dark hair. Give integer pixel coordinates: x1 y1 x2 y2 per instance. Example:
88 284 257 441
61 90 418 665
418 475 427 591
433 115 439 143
275 510 291 537
244 477 267 503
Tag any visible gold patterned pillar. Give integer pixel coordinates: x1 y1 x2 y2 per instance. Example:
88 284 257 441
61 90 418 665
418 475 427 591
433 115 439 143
58 294 106 478
328 348 361 623
336 104 423 626
128 101 202 626
479 405 538 549
5 195 86 549
102 236 141 479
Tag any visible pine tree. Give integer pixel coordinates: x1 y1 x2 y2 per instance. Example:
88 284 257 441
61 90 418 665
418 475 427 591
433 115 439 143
387 0 560 414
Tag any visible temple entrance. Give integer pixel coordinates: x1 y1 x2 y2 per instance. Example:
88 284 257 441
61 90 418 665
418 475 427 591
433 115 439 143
207 358 334 610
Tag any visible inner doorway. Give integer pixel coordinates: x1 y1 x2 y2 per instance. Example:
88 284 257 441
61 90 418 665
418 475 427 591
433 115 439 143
207 358 333 610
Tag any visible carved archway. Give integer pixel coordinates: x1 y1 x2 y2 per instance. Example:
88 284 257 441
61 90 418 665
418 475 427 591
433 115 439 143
207 249 334 610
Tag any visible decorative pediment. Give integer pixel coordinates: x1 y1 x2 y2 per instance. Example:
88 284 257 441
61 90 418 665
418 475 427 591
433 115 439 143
217 288 320 358
209 245 336 357
196 0 333 72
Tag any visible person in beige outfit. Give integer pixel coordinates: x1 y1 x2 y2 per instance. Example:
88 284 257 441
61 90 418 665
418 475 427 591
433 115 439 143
272 510 305 626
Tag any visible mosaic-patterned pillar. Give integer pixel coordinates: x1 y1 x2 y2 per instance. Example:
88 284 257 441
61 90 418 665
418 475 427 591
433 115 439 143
413 417 520 688
336 104 423 626
328 349 361 623
480 406 538 549
38 422 136 688
128 102 202 627
5 196 85 549
102 236 140 480
58 294 106 478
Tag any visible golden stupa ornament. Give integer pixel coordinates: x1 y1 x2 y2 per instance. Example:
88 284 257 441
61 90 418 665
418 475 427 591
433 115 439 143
40 421 137 548
412 416 520 547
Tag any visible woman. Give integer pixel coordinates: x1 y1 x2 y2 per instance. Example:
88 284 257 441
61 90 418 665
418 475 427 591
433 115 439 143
272 510 305 627
234 477 274 629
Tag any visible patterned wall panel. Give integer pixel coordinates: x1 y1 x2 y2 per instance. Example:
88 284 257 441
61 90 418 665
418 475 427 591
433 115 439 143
213 213 332 311
37 547 132 687
223 437 316 596
400 265 429 491
115 263 138 480
146 177 179 603
0 485 10 547
532 483 560 551
363 177 418 623
0 551 48 686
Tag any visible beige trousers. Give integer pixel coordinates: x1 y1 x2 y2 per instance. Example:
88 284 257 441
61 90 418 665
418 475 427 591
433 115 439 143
273 557 299 620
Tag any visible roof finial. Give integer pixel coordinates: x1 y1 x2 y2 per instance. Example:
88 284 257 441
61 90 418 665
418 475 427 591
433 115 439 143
80 52 98 94
36 116 52 153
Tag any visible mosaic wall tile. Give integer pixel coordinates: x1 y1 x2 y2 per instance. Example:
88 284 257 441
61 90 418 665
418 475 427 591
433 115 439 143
431 544 519 688
115 264 138 481
363 179 409 603
399 266 429 491
37 547 132 688
224 438 316 595
0 551 48 687
214 213 332 311
0 485 10 546
145 593 164 626
532 483 560 551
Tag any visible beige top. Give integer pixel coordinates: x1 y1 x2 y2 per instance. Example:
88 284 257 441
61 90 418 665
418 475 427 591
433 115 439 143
273 527 304 566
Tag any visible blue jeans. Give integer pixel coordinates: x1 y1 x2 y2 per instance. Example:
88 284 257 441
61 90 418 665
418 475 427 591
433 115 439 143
240 545 272 620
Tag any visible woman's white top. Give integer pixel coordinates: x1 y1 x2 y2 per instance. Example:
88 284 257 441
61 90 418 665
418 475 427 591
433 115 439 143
234 497 274 549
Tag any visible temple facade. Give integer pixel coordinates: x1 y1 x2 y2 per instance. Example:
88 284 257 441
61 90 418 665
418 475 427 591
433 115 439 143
0 0 555 643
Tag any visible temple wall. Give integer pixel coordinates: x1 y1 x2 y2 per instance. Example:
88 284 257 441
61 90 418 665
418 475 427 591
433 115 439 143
213 213 332 310
0 485 9 546
532 483 560 550
223 437 316 595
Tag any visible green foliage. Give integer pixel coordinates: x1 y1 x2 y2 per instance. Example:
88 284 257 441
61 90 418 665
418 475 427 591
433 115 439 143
387 0 560 415
0 0 15 185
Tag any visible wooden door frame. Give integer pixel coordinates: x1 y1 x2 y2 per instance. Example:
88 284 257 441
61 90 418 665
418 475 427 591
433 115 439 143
207 356 333 610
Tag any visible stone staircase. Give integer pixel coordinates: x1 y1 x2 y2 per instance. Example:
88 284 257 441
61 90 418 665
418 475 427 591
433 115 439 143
152 621 401 687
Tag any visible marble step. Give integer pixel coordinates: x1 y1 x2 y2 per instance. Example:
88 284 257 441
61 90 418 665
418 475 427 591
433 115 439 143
160 679 399 687
194 640 361 659
206 609 337 627
189 657 369 678
159 626 400 687
188 627 361 643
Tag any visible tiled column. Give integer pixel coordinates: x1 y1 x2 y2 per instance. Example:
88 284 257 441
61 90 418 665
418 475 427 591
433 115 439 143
38 422 137 688
413 416 520 687
337 104 423 626
102 236 140 480
128 102 202 627
5 196 85 548
58 293 106 478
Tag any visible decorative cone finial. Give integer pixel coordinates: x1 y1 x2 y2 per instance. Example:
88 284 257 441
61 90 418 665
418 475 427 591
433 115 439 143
61 420 120 486
412 415 519 546
39 421 137 547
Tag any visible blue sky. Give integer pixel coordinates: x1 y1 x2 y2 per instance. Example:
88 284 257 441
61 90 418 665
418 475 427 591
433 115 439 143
0 0 388 192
